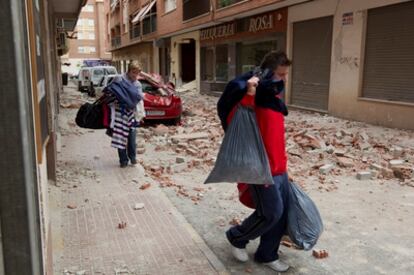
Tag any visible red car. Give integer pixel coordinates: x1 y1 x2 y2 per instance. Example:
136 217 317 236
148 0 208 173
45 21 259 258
138 72 182 124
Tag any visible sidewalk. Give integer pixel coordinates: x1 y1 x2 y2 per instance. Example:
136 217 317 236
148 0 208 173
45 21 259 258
51 87 227 274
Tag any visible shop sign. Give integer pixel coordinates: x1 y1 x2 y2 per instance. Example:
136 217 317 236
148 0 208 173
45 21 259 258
200 23 235 40
248 14 274 33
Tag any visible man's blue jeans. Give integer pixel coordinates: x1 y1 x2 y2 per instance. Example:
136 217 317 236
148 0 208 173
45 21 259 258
117 128 136 165
226 173 289 263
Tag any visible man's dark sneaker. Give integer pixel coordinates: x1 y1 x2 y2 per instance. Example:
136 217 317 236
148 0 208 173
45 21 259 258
130 159 137 165
120 163 128 168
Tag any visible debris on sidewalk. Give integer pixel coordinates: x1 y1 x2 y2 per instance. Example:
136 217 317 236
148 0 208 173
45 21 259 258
229 217 241 226
117 222 127 229
133 203 145 210
67 204 77 209
139 183 151 190
313 249 329 259
138 91 414 190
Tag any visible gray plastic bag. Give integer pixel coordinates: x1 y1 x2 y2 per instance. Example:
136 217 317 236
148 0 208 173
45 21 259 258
287 182 323 250
204 106 273 185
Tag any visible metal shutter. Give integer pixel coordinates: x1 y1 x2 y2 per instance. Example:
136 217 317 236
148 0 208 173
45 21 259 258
291 16 333 111
362 1 414 103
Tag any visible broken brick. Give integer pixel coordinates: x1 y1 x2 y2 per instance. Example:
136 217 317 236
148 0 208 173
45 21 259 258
139 183 151 190
313 249 329 259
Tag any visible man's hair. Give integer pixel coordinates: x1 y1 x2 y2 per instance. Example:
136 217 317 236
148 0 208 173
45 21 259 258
260 51 292 71
128 61 142 72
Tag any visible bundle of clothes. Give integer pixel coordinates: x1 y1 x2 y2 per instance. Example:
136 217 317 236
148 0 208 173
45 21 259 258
102 77 142 150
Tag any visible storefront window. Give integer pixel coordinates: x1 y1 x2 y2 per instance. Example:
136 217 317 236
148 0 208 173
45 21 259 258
215 45 228 81
201 45 228 82
236 40 278 74
201 47 214 81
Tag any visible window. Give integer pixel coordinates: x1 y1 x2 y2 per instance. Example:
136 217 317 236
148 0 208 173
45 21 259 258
78 46 96 54
183 0 210 21
215 45 228 81
164 0 176 13
82 4 94 12
217 0 244 9
88 19 94 27
236 40 277 74
76 19 84 27
77 32 95 40
201 47 214 81
142 3 157 35
201 45 228 82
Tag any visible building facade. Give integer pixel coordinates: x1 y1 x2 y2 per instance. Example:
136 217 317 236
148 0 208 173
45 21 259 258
286 0 414 129
0 0 85 274
62 0 111 75
106 0 414 130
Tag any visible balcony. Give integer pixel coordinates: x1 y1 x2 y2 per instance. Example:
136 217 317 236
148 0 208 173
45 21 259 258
217 0 245 9
111 36 121 48
130 23 141 40
143 14 157 35
183 0 210 21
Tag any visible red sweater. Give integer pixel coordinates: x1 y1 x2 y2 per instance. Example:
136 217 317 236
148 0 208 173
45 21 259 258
227 94 287 176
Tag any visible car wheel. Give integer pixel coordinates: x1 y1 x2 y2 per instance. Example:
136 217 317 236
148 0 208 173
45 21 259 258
173 116 181 126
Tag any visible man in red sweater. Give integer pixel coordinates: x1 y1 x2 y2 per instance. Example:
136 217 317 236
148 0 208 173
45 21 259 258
224 51 291 272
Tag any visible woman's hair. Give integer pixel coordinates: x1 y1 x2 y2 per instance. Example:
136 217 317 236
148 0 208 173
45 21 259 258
128 61 142 72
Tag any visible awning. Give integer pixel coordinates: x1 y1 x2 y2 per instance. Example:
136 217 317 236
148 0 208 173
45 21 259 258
110 0 120 12
131 0 156 24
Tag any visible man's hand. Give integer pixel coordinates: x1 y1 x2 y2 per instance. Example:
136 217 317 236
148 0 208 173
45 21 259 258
247 76 260 96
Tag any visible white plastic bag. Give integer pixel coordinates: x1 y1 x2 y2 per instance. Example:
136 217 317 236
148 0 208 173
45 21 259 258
136 100 146 122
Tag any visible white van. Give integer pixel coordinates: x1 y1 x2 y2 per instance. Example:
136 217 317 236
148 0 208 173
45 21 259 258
77 66 118 96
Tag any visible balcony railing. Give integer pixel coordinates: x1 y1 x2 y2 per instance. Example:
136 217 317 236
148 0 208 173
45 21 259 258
183 0 210 21
217 0 245 9
111 36 121 48
143 14 157 35
130 24 141 40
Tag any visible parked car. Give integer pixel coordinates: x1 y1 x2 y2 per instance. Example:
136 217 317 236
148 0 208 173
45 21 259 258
94 74 118 98
93 72 182 124
139 72 182 125
78 66 117 96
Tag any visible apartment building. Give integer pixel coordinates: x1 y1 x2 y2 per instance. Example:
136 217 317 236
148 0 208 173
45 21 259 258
1 1 86 273
62 0 111 75
107 0 414 130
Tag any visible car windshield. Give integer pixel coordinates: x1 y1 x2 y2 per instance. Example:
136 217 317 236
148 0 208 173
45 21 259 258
93 69 104 77
141 80 169 96
105 68 117 74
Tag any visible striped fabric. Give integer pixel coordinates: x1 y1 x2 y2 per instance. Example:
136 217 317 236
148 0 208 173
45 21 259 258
110 103 135 149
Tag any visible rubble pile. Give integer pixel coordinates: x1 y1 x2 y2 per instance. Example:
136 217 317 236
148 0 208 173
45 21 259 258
141 91 414 190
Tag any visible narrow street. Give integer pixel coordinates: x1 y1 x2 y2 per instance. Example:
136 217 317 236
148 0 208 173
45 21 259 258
53 83 414 275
